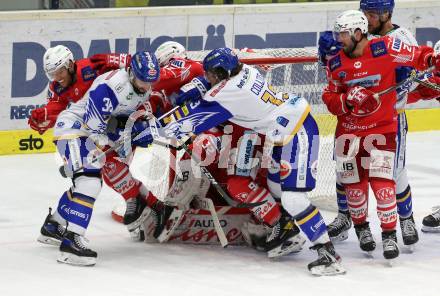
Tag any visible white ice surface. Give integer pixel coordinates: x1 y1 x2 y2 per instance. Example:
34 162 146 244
1 131 440 296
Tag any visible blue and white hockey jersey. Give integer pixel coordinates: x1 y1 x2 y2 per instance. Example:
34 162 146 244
53 69 149 140
158 64 311 146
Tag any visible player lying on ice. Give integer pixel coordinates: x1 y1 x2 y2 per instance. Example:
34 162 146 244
132 47 346 276
321 9 439 262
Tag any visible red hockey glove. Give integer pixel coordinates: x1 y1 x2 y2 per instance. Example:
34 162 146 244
90 53 131 73
148 90 173 116
432 54 440 72
346 86 380 116
28 107 56 134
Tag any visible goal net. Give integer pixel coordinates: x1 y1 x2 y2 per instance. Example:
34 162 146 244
125 47 338 221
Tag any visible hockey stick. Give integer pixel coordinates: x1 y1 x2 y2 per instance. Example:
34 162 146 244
412 77 440 92
372 66 436 99
137 112 266 209
193 196 229 247
373 41 440 99
58 136 183 178
58 105 182 178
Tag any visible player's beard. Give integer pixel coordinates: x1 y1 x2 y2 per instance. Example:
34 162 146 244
342 42 356 56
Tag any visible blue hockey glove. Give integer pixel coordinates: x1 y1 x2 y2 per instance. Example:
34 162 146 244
318 31 342 66
174 76 211 106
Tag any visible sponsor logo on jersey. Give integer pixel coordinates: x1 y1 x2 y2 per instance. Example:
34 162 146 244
170 59 185 68
338 71 347 79
354 61 362 69
236 67 250 89
72 120 81 129
19 134 44 151
371 40 388 57
115 83 124 93
81 66 97 81
209 80 227 97
57 121 65 128
276 116 289 127
329 55 341 72
279 160 292 180
345 74 381 88
391 38 402 52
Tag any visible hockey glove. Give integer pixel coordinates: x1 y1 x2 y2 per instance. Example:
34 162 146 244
28 107 56 134
346 86 380 116
318 31 342 66
90 53 131 73
149 90 173 116
174 76 211 106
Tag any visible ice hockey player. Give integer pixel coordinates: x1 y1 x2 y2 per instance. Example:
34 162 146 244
135 47 346 276
38 51 165 266
322 10 439 261
28 45 130 135
148 42 306 257
34 45 177 245
319 0 420 249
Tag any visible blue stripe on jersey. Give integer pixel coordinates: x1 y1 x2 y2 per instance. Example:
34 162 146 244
84 83 119 133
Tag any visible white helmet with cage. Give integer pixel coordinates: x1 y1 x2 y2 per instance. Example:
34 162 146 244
43 45 74 80
154 41 186 66
333 10 369 37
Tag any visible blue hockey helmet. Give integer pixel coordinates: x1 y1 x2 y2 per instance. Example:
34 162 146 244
360 0 395 14
203 47 239 74
130 51 160 82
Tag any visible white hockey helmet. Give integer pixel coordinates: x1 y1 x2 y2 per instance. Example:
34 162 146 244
333 10 369 38
155 41 186 66
43 45 74 80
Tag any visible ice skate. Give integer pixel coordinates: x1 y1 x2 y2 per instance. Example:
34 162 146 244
327 211 352 242
37 208 65 246
57 231 97 267
382 230 399 263
308 242 346 276
422 207 440 233
354 222 376 256
265 217 306 258
400 214 418 251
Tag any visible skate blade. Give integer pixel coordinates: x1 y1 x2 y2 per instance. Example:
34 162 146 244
126 207 153 231
310 262 346 276
404 244 416 253
57 252 96 267
128 226 145 242
37 235 61 246
421 226 440 233
329 230 348 243
268 235 307 258
362 250 375 258
385 259 396 267
157 209 185 243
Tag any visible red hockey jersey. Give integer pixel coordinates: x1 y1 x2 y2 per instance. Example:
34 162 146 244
44 57 121 122
153 57 204 98
323 36 433 137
